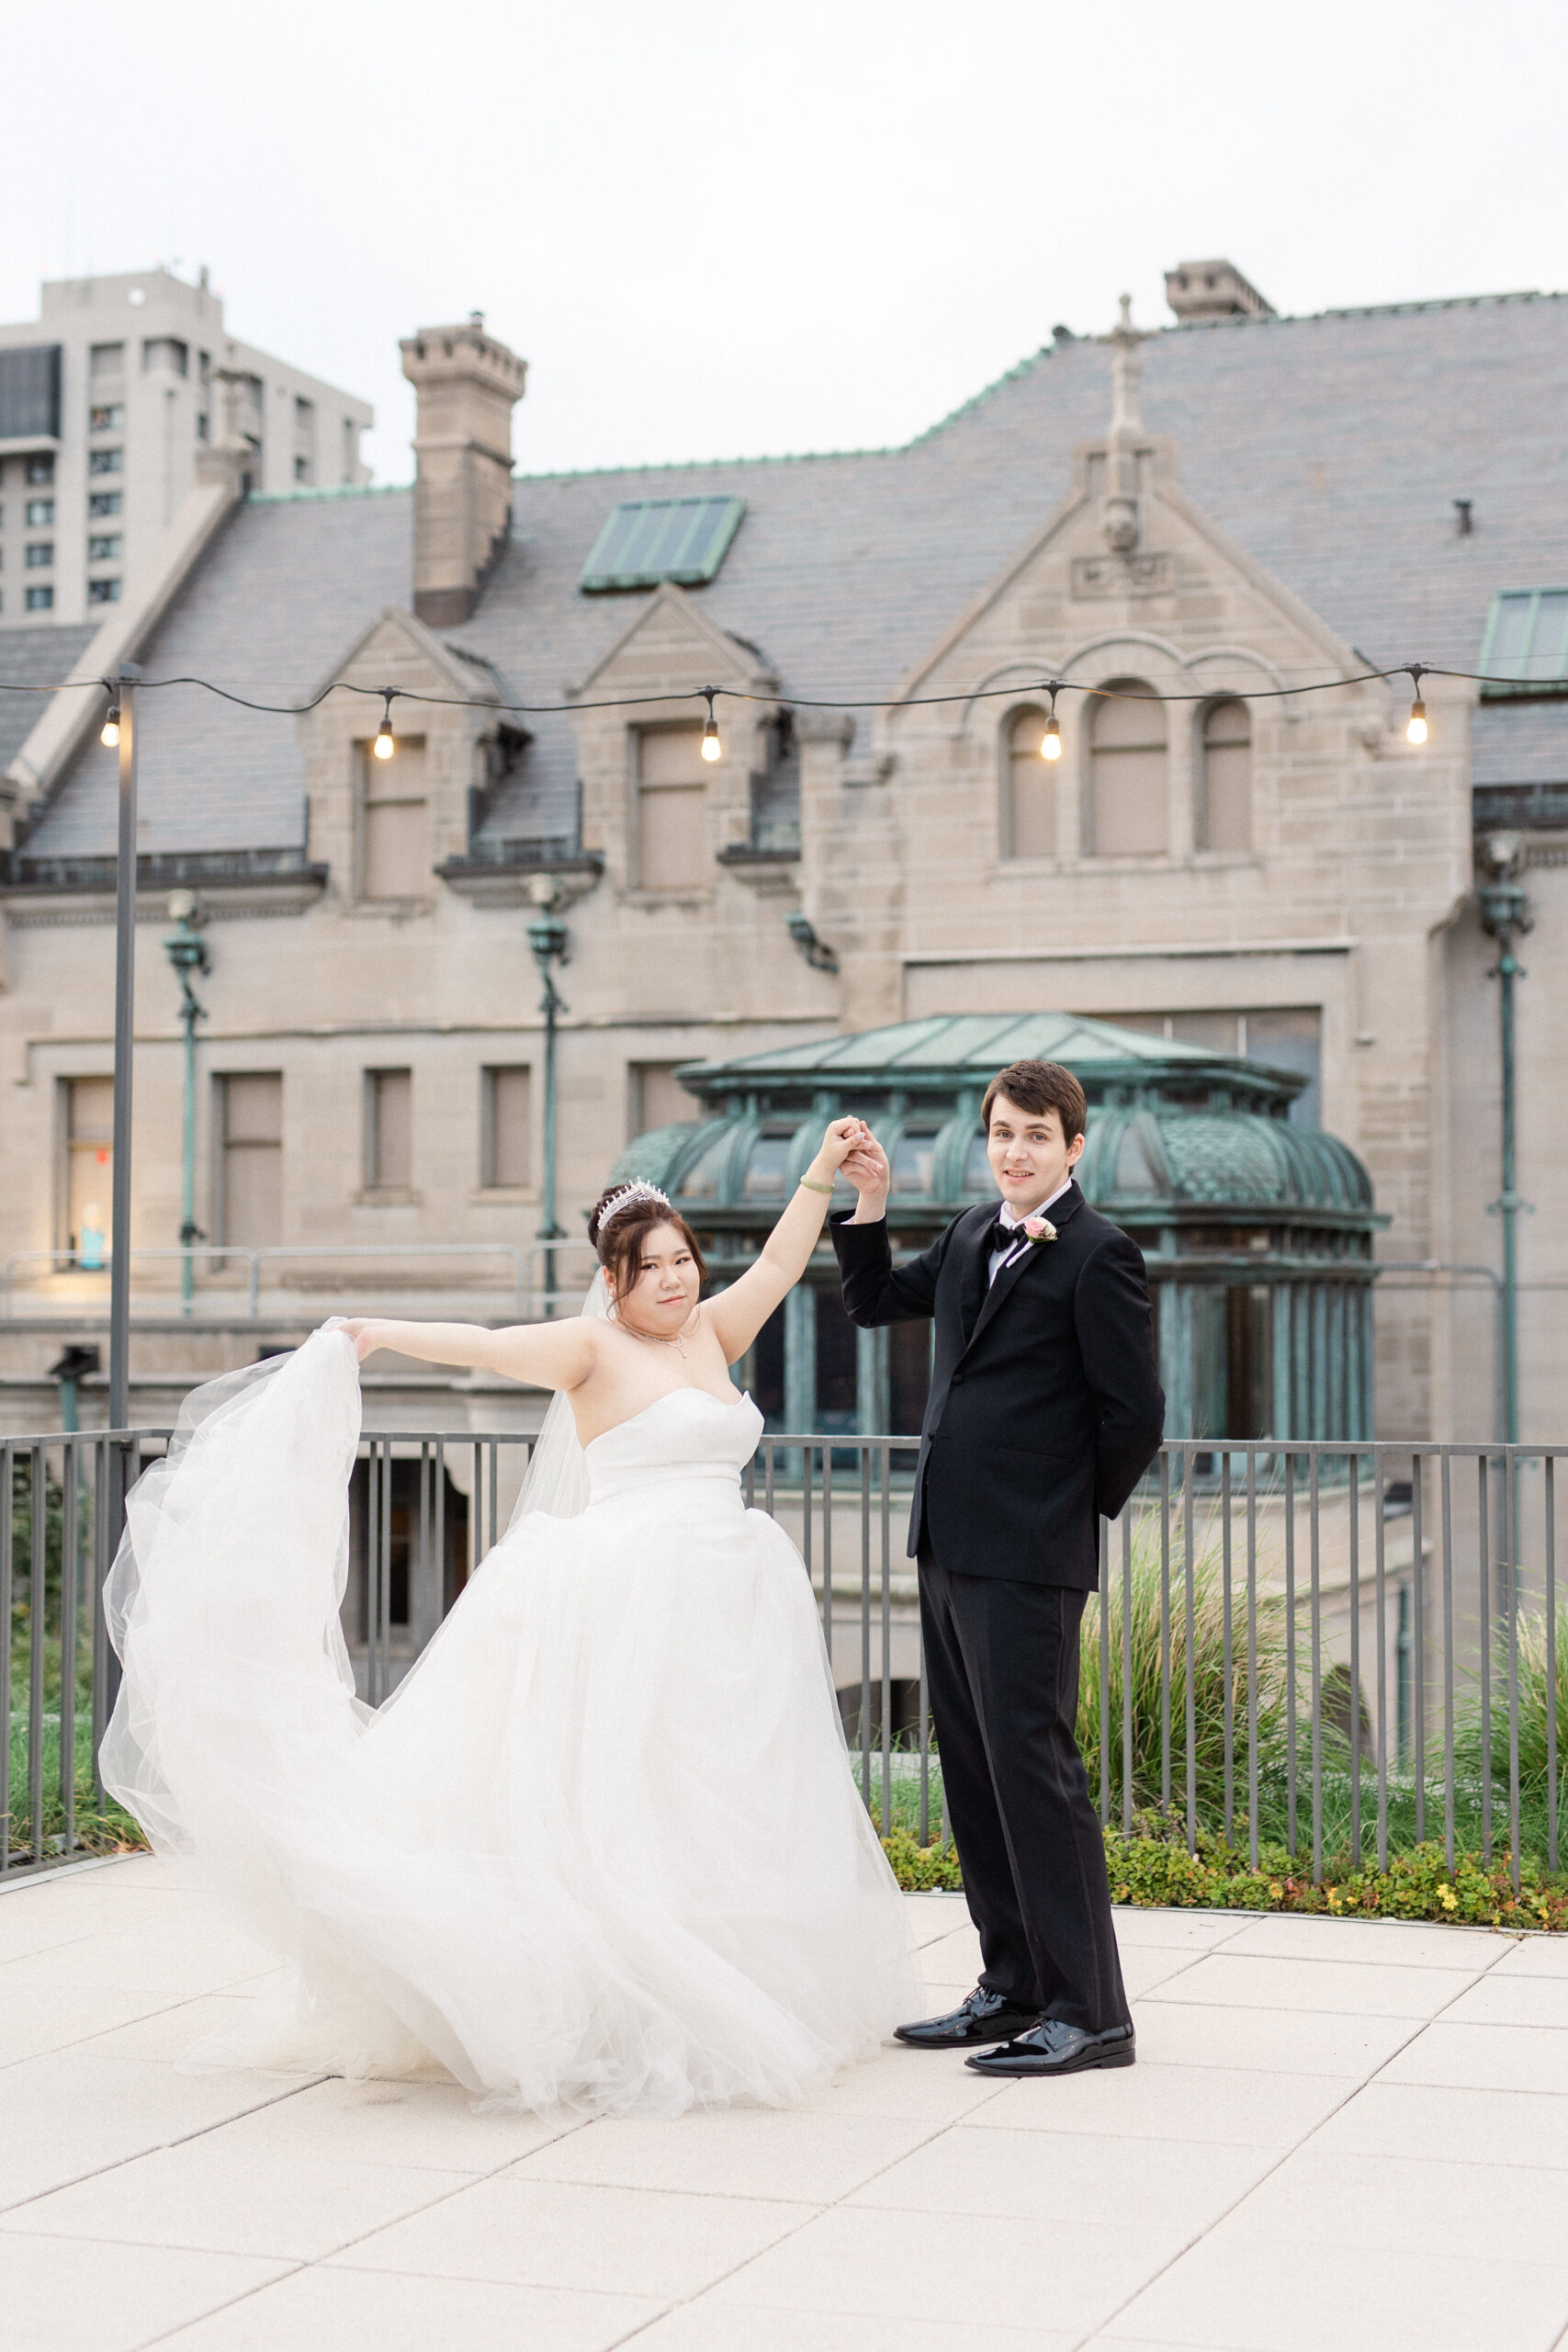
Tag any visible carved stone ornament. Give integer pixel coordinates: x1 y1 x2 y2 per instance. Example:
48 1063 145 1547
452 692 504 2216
1071 551 1177 600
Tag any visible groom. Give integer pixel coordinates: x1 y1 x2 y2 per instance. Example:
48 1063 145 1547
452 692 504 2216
835 1058 1164 2077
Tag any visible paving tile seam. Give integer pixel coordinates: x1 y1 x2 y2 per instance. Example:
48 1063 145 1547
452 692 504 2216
1079 1935 1552 2342
944 2117 1295 2154
0 2072 334 2219
135 2259 311 2352
1137 1997 1481 2020
1059 2003 1429 2344
0 1978 304 2074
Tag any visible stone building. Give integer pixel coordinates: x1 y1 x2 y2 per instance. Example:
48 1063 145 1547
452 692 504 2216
0 267 373 630
1 266 1564 1461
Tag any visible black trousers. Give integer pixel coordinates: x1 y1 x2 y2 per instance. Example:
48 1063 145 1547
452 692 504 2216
919 1547 1129 2034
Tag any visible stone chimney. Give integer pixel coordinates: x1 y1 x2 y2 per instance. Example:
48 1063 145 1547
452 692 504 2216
1164 260 1275 322
400 313 527 626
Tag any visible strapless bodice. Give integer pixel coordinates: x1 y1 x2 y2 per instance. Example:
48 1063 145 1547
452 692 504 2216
584 1386 763 1505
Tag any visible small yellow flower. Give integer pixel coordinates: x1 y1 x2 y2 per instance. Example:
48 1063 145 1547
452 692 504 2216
1438 1883 1458 1911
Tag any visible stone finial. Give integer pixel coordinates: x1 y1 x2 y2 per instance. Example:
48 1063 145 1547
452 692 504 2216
1100 294 1152 555
400 320 527 627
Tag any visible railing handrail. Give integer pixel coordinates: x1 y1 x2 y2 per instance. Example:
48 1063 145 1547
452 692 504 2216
2 1241 530 1320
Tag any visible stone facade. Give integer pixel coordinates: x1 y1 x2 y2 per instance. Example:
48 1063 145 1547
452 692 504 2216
0 275 1563 1454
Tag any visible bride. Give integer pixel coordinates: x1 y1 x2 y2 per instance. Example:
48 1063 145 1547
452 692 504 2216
102 1116 919 2117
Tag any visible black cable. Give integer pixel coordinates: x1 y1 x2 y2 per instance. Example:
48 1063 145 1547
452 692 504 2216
0 659 1531 720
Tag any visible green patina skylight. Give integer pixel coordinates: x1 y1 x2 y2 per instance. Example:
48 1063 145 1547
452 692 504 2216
1479 588 1568 698
580 496 744 593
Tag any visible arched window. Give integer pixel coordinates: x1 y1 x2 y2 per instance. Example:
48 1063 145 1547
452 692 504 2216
1089 679 1167 854
1003 707 1055 858
1199 698 1252 853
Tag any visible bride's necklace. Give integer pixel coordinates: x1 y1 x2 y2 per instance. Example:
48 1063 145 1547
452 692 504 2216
618 1314 689 1359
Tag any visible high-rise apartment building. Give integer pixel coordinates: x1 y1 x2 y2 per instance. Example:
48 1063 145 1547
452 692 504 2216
0 266 374 625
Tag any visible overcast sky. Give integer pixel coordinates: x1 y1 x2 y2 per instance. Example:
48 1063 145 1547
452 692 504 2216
4 0 1564 484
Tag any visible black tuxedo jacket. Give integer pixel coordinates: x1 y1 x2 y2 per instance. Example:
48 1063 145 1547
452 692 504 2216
831 1182 1165 1589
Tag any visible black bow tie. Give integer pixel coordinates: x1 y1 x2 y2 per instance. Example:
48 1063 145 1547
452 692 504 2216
984 1216 1028 1257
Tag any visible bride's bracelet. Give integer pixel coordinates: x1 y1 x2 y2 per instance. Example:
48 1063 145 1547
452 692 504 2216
797 1175 835 1194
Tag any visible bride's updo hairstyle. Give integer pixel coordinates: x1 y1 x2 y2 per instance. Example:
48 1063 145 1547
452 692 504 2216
588 1182 708 1306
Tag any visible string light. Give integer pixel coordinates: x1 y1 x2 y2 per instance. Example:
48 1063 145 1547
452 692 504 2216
4 659 1482 737
1039 684 1062 762
1405 666 1428 746
100 705 120 749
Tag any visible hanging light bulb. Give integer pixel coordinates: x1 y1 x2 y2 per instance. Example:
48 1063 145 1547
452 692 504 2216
1040 713 1062 762
373 691 396 760
700 690 722 763
100 705 120 749
1404 665 1427 746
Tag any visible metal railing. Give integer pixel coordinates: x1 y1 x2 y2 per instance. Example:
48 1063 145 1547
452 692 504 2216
3 1430 1562 1895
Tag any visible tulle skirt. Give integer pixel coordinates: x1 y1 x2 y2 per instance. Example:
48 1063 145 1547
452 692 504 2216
101 1334 919 2115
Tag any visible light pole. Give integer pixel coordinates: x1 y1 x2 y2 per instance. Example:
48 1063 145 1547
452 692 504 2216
107 663 140 1435
526 875 570 1315
162 891 210 1316
1477 830 1531 1450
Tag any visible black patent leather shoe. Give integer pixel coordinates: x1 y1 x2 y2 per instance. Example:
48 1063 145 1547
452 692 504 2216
964 2017 1136 2077
894 1985 1043 2050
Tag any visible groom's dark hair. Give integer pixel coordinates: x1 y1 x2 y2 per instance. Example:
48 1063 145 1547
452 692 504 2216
981 1059 1088 1143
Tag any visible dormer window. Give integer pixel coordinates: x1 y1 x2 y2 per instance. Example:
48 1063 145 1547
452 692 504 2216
1479 589 1568 698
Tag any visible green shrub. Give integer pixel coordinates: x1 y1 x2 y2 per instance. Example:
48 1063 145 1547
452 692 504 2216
1077 1505 1290 1826
880 1806 1568 1928
1450 1611 1568 1864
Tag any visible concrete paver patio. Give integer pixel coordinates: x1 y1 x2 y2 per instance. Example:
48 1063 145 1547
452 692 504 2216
4 1855 1568 2352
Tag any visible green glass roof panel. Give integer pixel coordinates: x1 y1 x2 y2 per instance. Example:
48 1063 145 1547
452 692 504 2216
678 1012 1278 1087
1479 588 1568 697
580 496 745 593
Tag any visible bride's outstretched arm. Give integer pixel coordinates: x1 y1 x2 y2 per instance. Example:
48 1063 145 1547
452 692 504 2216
705 1119 868 1365
341 1317 595 1391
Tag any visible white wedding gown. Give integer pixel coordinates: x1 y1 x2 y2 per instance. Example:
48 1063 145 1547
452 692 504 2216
102 1329 919 2116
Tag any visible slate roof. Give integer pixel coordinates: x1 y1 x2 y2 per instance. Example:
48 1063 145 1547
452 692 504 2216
22 491 411 855
21 291 1568 858
0 624 98 773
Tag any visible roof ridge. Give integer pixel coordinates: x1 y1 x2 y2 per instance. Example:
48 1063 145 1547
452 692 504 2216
515 289 1568 487
248 481 412 506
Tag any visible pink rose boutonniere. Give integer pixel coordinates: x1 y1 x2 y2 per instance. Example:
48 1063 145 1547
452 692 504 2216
1021 1215 1058 1245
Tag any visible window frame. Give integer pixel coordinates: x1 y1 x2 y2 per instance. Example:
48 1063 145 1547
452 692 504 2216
631 723 710 894
356 735 431 905
1085 675 1169 857
999 701 1056 862
1194 695 1254 855
1478 587 1568 699
214 1070 284 1248
479 1063 534 1193
362 1067 415 1195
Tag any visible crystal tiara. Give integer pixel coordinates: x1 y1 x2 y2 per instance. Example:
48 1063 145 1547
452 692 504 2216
596 1181 672 1233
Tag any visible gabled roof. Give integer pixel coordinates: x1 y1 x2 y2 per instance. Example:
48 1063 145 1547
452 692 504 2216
19 291 1568 858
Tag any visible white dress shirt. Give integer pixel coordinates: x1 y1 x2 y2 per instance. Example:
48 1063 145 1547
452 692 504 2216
987 1178 1073 1286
